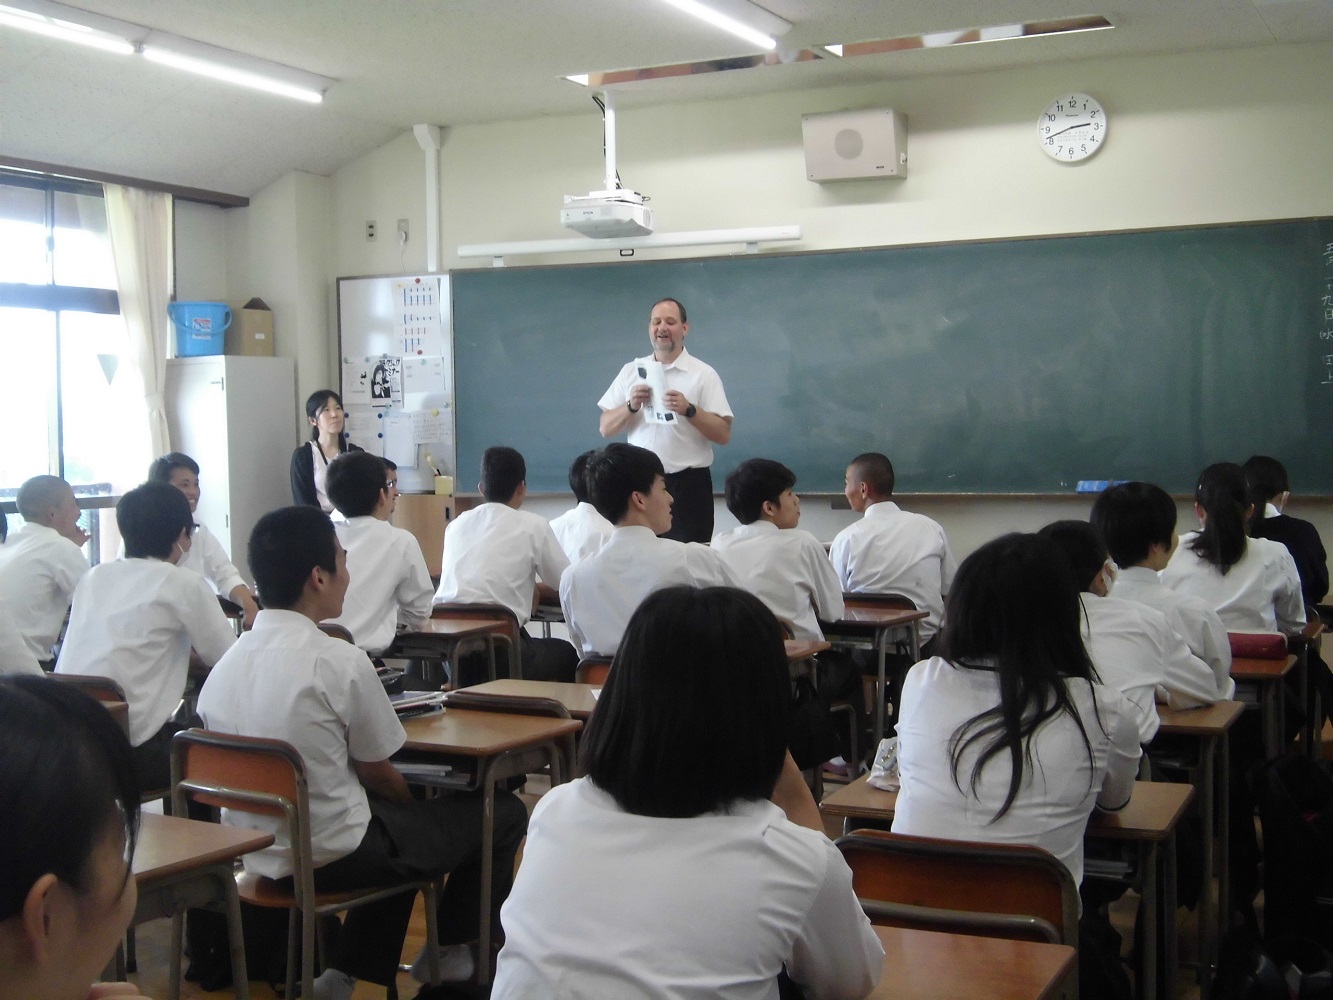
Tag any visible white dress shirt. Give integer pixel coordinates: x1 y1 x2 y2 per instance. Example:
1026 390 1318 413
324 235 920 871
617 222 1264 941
1161 531 1306 634
1082 592 1222 741
0 521 88 660
893 656 1141 887
829 501 956 643
435 502 570 626
598 348 734 473
120 520 246 598
548 502 614 566
198 610 406 879
560 526 739 656
55 558 236 746
712 521 844 642
0 602 43 676
1111 565 1234 701
492 777 883 1000
328 516 434 653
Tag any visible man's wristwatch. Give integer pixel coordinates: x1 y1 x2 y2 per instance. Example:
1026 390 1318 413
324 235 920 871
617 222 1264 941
627 401 640 414
684 404 697 419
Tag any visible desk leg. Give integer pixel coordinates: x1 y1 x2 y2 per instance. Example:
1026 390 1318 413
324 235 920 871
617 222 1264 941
1164 832 1179 1000
1218 728 1231 951
1263 684 1281 760
1140 841 1159 1000
477 759 496 987
1198 735 1216 1000
873 635 887 748
220 867 252 1000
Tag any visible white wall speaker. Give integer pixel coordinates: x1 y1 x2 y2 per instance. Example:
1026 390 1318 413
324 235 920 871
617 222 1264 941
801 108 908 181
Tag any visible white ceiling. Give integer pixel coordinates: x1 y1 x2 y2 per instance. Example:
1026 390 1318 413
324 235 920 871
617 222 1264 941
1 0 1331 199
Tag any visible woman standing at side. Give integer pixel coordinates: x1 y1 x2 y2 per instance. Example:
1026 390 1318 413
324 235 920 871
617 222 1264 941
289 389 361 513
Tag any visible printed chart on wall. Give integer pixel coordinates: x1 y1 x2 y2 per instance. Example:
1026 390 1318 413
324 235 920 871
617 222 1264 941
336 273 454 493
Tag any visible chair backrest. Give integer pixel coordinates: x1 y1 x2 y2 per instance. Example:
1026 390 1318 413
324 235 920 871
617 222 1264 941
51 673 127 703
170 728 313 886
432 601 522 639
442 690 571 719
318 622 356 644
835 829 1079 947
575 655 613 686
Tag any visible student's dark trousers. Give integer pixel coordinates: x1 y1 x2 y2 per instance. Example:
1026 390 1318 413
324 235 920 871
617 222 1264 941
454 632 578 687
309 790 528 986
662 466 714 543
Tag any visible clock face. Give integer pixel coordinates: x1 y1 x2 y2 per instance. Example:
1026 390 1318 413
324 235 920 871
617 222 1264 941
1038 93 1107 162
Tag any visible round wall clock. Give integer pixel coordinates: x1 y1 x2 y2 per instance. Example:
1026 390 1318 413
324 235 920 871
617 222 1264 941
1038 93 1107 162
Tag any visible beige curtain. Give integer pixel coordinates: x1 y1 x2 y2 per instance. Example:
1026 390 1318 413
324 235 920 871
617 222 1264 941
104 183 173 456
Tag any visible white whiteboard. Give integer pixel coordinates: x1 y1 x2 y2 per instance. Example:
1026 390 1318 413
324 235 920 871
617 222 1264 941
336 273 455 494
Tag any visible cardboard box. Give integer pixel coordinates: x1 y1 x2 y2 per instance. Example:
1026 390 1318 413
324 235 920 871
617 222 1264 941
228 298 274 356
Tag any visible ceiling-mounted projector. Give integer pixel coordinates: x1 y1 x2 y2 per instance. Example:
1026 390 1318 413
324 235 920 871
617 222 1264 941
561 189 654 238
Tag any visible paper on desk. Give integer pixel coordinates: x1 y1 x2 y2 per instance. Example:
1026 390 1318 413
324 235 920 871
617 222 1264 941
344 411 384 456
383 409 417 467
635 360 675 424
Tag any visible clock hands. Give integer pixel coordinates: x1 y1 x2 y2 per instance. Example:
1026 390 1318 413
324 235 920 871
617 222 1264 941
1049 121 1091 138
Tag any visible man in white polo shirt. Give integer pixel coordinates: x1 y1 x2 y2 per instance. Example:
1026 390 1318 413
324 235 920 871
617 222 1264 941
597 297 734 543
0 475 90 665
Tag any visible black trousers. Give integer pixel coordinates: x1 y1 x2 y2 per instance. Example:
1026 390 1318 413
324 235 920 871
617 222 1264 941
454 631 578 687
662 466 714 543
310 790 528 985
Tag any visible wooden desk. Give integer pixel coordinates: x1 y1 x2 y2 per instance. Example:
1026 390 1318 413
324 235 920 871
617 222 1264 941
398 709 583 985
390 615 511 685
867 925 1075 1000
822 605 929 746
462 679 600 720
821 778 1194 1000
1231 654 1297 759
132 813 274 1000
785 638 831 661
1155 698 1243 994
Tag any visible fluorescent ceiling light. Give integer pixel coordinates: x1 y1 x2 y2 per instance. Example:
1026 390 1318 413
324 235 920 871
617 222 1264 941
0 0 333 103
0 3 133 53
828 15 1113 58
658 0 789 51
142 43 326 103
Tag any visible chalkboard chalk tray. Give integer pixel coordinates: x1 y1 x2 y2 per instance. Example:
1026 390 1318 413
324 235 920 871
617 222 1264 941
452 218 1333 494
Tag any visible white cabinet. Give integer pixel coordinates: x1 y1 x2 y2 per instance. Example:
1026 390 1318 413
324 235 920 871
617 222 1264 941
165 356 296 585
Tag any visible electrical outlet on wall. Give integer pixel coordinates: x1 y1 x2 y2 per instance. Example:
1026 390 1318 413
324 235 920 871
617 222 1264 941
397 219 409 242
366 220 377 241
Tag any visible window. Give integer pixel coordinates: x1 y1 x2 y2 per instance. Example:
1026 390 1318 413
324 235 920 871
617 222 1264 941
0 173 146 557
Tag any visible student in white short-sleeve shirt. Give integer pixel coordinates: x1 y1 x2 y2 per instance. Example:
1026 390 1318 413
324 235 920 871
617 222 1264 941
0 476 90 663
494 586 882 1000
323 452 432 654
146 452 260 628
198 505 527 998
1161 463 1306 635
55 482 235 792
560 443 738 658
435 446 577 682
548 449 614 566
830 452 955 647
1092 481 1234 701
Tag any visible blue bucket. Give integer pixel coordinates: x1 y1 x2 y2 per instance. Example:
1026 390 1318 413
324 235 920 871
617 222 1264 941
168 301 231 357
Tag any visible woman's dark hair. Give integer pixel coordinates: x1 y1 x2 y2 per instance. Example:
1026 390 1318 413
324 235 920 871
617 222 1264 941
581 586 789 818
1089 481 1177 568
326 451 389 518
725 458 796 525
0 675 140 921
567 450 599 504
118 481 194 559
304 389 348 449
248 506 339 609
938 533 1102 822
147 451 200 483
1243 455 1290 533
1190 462 1250 574
1037 520 1109 592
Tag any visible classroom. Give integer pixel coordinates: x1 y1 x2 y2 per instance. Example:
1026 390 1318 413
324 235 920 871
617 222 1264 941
2 2 1333 999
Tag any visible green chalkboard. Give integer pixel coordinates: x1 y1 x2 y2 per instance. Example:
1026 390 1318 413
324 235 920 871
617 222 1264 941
452 219 1333 494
